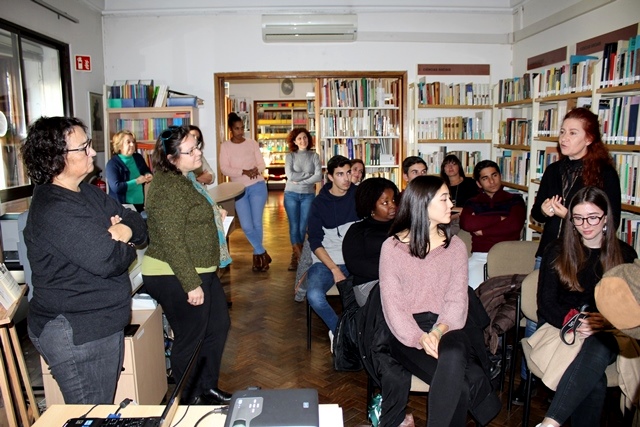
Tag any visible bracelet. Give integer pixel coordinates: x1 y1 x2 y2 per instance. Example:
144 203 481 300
430 326 443 340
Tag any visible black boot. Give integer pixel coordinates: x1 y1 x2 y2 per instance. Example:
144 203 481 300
511 377 537 406
202 387 232 404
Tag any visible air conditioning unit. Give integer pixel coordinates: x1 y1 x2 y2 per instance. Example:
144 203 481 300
262 14 357 43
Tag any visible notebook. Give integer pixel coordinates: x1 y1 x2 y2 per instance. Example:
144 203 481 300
63 339 203 427
223 388 319 427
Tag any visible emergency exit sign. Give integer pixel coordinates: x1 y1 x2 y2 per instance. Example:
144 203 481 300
75 55 92 72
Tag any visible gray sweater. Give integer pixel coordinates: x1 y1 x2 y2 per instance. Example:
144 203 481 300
284 150 322 194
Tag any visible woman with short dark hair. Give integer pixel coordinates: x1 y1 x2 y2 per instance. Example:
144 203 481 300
22 116 147 404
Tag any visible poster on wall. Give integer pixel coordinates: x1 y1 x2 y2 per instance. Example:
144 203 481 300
89 92 105 152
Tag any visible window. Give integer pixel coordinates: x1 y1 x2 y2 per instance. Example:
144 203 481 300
0 19 72 208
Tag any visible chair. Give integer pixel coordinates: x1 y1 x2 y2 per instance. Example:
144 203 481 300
306 284 340 350
457 229 473 257
485 240 538 392
515 270 621 426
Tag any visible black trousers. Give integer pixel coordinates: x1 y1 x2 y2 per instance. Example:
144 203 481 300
143 272 230 401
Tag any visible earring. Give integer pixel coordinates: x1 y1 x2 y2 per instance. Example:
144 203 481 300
371 212 375 217
603 225 607 232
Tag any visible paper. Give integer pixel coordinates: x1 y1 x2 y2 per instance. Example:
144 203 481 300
224 216 234 237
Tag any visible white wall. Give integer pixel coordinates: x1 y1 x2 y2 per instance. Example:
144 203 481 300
512 0 640 75
2 0 107 167
102 11 514 174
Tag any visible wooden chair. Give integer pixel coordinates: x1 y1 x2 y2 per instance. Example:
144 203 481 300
485 240 538 392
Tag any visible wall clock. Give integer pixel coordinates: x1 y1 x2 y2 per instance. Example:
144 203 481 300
280 78 294 97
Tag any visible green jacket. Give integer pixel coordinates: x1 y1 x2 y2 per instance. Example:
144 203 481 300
145 170 220 292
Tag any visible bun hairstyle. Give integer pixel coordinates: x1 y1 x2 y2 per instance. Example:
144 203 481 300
228 112 243 130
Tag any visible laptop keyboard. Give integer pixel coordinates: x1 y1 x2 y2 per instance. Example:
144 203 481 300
65 417 160 427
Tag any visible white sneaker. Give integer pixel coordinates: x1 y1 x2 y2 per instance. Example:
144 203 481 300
535 423 554 427
328 330 334 354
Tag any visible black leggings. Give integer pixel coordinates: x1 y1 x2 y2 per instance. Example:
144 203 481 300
389 329 471 427
143 272 230 401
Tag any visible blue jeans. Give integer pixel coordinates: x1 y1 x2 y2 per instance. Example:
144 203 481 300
29 315 124 404
306 263 349 333
235 181 268 254
547 332 618 426
283 191 314 245
521 255 542 379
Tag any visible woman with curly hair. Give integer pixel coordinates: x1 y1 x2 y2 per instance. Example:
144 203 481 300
284 127 322 270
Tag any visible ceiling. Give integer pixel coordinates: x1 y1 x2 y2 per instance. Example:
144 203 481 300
86 0 525 15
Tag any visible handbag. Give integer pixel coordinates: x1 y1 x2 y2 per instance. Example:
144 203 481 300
560 304 590 345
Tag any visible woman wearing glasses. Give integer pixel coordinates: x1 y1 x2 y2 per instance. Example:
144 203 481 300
188 125 215 187
106 130 153 211
142 125 232 405
531 186 636 427
219 112 271 272
21 116 147 404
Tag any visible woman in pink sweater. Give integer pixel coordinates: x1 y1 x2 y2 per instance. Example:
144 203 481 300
219 113 270 272
380 175 473 426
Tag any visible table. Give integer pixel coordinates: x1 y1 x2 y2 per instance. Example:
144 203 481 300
208 182 245 211
33 403 344 426
0 285 39 426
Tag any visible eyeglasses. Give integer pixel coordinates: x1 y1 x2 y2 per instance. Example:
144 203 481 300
570 215 605 226
160 126 180 152
64 138 92 155
180 142 202 157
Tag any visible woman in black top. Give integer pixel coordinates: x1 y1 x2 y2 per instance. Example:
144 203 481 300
440 154 478 210
534 186 636 427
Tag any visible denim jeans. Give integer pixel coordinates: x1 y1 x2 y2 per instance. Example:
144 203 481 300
235 181 268 254
306 262 349 333
283 191 315 245
521 256 542 379
29 315 124 404
546 332 618 426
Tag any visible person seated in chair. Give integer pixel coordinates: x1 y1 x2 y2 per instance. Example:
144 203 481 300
306 155 358 347
460 160 526 289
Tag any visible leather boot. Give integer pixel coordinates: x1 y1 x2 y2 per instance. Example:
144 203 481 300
259 252 271 272
288 246 299 271
252 254 263 272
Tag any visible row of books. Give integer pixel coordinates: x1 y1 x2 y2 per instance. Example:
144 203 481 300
230 97 251 113
416 80 492 106
416 115 489 141
418 148 482 176
612 153 640 206
534 146 559 180
496 74 536 104
619 213 640 253
600 35 640 88
108 82 155 108
114 114 192 142
320 78 400 108
322 138 397 166
498 118 532 146
256 111 308 121
496 150 530 186
320 109 399 138
537 104 568 137
364 168 400 183
598 96 640 145
535 55 599 98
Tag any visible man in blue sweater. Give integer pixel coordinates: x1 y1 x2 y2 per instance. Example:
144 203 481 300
306 155 358 346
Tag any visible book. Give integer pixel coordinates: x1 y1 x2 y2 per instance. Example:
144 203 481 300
153 85 169 108
0 264 22 309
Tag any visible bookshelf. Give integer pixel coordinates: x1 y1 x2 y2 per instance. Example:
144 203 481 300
317 75 404 185
254 100 309 186
228 97 252 138
105 105 199 171
410 72 492 176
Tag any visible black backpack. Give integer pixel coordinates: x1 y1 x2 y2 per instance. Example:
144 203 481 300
333 276 363 371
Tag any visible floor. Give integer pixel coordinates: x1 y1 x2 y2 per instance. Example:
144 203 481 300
10 190 631 427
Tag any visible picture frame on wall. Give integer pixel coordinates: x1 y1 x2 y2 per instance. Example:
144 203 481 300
89 92 105 152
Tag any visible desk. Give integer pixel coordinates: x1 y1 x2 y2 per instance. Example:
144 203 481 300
33 403 344 426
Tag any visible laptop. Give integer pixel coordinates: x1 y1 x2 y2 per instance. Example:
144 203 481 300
63 339 203 427
223 388 319 427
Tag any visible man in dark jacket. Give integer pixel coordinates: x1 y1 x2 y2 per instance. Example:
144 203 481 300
306 155 358 346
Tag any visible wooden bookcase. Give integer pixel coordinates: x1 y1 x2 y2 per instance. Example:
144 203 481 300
317 73 405 185
104 104 199 170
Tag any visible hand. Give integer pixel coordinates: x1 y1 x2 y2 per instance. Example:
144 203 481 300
331 268 347 284
135 176 146 185
144 174 153 183
542 195 565 218
577 312 610 336
196 170 214 185
419 331 440 359
473 230 484 236
108 222 133 243
242 168 260 179
187 286 204 306
219 208 228 222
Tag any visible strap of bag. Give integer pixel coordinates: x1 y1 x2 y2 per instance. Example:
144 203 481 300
560 304 590 345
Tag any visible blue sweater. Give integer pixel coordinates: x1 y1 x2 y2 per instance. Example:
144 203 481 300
307 182 358 265
106 153 151 204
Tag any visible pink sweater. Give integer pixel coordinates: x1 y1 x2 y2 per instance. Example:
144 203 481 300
379 235 469 349
219 139 266 187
